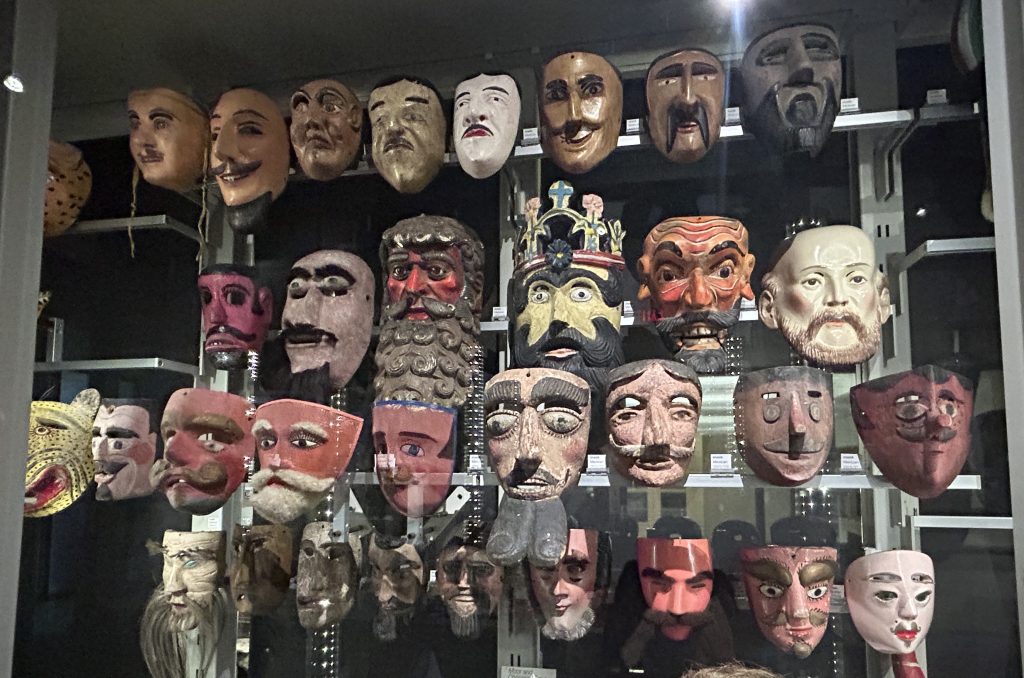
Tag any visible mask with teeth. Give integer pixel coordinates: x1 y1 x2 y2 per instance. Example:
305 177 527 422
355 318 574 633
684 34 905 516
198 265 273 371
845 550 935 655
369 77 446 193
645 49 725 164
92 398 159 501
453 73 521 179
637 537 714 641
127 87 208 193
290 79 363 181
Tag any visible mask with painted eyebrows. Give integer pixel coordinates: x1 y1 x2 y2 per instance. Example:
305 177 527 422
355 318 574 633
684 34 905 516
128 87 209 192
845 550 935 655
290 78 363 181
453 73 521 179
645 48 725 164
636 537 714 641
369 78 446 194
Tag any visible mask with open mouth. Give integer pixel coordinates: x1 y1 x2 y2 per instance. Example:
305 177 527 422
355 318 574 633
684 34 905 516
127 87 208 193
637 538 714 641
646 48 725 164
92 398 159 501
369 77 446 193
290 78 363 181
43 140 92 237
845 550 934 655
198 264 273 371
454 72 521 179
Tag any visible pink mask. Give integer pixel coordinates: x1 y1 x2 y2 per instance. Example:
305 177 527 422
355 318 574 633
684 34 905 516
851 365 973 498
529 529 605 641
373 400 456 518
637 538 713 641
152 389 254 515
198 266 273 371
250 399 362 524
92 399 158 501
845 550 935 655
739 545 837 658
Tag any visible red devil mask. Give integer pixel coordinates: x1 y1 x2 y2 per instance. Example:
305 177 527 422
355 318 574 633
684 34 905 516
850 365 973 498
636 538 713 641
198 265 273 371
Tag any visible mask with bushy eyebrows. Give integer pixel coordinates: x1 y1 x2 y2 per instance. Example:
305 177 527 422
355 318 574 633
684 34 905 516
636 537 714 641
92 398 158 501
290 78 363 181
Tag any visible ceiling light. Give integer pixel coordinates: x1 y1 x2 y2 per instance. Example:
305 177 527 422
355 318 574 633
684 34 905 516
4 74 24 93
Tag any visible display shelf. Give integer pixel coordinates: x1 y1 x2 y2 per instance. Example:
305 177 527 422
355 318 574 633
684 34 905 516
892 236 995 274
33 357 200 377
911 515 1013 530
58 214 203 245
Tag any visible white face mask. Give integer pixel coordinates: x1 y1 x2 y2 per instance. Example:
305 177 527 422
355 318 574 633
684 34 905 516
453 73 521 179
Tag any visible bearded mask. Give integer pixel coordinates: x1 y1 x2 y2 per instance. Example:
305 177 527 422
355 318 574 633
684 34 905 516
436 540 505 640
739 546 837 658
209 88 290 232
127 87 208 192
229 524 292 616
283 250 376 391
759 225 891 367
734 367 833 487
646 49 725 164
851 365 973 498
369 77 446 194
43 140 92 237
637 216 756 375
369 534 426 642
374 215 484 407
637 538 714 641
198 264 273 371
846 550 934 656
290 79 363 181
297 522 359 629
740 24 842 157
605 360 702 487
92 398 158 501
453 73 521 179
540 52 623 174
250 398 362 524
25 388 100 517
151 388 254 515
529 529 608 641
373 400 456 518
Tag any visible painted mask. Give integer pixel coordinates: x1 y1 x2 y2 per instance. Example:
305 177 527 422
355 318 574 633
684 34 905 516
740 24 842 157
851 365 973 498
637 538 714 641
92 398 157 501
511 181 626 386
487 494 569 569
759 225 891 367
485 368 591 501
605 360 702 487
845 550 935 655
436 540 504 639
739 545 837 658
283 250 375 390
637 216 756 374
529 529 606 641
646 49 725 164
209 88 290 231
151 388 254 515
369 534 425 642
540 51 623 174
373 401 456 518
734 367 833 487
43 140 92 237
229 524 292 616
127 87 208 192
198 264 273 371
297 522 359 629
25 388 100 517
290 79 363 181
374 216 484 407
250 399 362 524
369 78 446 194
453 73 521 179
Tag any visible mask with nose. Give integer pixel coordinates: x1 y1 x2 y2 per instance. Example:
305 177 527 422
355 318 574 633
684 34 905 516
734 367 834 486
249 398 362 524
435 538 505 639
43 140 92 237
296 522 359 629
453 72 521 179
92 398 159 501
369 533 426 642
229 524 292 616
127 87 209 192
637 538 714 641
851 365 973 498
198 264 273 371
369 77 446 194
645 49 725 164
290 79 363 181
739 545 837 658
845 550 935 655
528 528 610 641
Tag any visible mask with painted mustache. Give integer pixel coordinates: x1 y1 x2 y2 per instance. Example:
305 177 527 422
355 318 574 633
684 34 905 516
657 308 740 374
209 158 263 181
151 459 229 494
666 102 710 153
281 322 337 347
382 293 459 322
643 607 714 629
615 443 693 461
505 459 563 489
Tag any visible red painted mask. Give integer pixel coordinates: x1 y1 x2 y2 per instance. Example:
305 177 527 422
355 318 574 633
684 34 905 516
636 538 714 641
740 546 837 658
850 365 973 498
373 401 457 518
198 267 273 370
385 247 464 320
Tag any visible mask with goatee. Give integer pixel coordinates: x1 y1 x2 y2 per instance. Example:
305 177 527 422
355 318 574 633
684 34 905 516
845 550 934 655
436 539 504 640
229 524 293 616
198 264 273 371
529 528 610 641
646 49 725 164
92 398 158 501
637 538 714 641
297 522 359 629
369 533 425 642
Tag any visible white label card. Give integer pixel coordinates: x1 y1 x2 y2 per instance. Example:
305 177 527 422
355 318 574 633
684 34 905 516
468 455 486 471
625 118 641 134
501 668 556 678
725 107 741 124
491 306 507 321
926 89 949 105
240 506 254 526
522 128 540 144
587 454 607 472
622 301 634 317
840 453 863 473
840 97 860 114
710 454 733 473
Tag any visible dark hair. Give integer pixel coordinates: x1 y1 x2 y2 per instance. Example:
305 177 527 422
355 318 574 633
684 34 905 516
455 71 522 99
198 263 268 315
608 359 702 397
642 47 722 113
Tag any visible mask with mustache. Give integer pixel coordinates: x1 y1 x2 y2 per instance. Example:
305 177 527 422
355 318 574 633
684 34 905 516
369 77 446 193
290 78 363 181
637 538 714 641
92 398 158 502
198 265 273 371
369 534 425 641
454 72 521 179
127 87 208 193
646 48 725 164
845 550 935 655
436 540 504 639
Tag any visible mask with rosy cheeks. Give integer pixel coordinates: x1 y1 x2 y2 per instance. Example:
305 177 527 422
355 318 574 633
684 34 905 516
92 399 158 501
127 88 208 192
605 360 702 487
739 546 837 658
198 266 273 371
636 538 714 641
436 541 504 639
290 79 363 181
385 246 464 315
851 365 973 498
229 524 293 616
637 217 756 374
249 399 362 524
845 550 935 655
529 529 604 641
646 49 725 164
484 369 591 501
453 73 521 179
734 367 833 487
540 52 623 174
369 78 446 194
373 401 457 518
43 140 92 237
152 389 254 515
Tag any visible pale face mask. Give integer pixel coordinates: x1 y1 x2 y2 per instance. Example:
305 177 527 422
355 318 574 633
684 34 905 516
297 522 359 629
453 73 521 179
159 530 227 632
128 88 209 192
92 399 157 501
845 550 935 655
369 79 446 194
290 79 363 181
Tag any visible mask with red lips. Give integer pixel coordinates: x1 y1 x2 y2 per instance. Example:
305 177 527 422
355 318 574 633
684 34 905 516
198 265 273 371
636 538 714 641
453 73 521 179
845 550 935 655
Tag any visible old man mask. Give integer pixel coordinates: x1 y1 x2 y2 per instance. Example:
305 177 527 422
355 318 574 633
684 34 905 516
127 87 208 192
92 398 158 501
291 78 363 181
43 140 92 237
646 49 725 164
436 537 505 640
230 524 293 616
637 537 714 641
369 533 426 642
297 522 359 629
453 72 521 179
369 77 446 193
529 528 610 641
845 550 934 656
198 264 273 371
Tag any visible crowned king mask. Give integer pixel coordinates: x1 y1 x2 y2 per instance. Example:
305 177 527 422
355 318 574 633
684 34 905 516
845 550 935 655
290 78 363 181
198 264 273 371
369 78 446 193
43 140 92 237
637 538 714 641
92 398 158 501
646 49 725 164
453 73 521 179
128 87 208 192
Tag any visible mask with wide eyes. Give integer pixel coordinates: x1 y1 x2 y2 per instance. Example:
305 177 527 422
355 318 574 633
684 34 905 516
536 401 584 435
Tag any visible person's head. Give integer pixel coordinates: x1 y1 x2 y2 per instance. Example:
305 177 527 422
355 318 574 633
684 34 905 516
368 533 426 641
229 524 292 616
845 550 935 655
637 537 714 641
453 72 521 179
290 79 363 181
92 398 158 501
645 48 725 164
296 522 359 629
435 538 504 639
528 528 610 640
128 87 208 192
369 76 446 193
198 264 273 371
681 663 785 678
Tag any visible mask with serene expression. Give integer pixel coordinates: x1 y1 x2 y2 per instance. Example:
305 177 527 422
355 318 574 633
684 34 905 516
453 73 521 179
43 140 92 237
529 529 606 641
158 530 227 631
369 78 446 194
290 79 363 181
646 49 725 164
198 265 273 371
92 398 158 501
229 524 292 616
369 534 425 642
637 538 714 641
127 87 208 192
296 522 359 629
436 541 504 639
845 550 935 655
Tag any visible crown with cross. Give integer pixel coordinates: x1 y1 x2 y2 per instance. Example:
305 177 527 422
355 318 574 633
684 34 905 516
514 179 625 274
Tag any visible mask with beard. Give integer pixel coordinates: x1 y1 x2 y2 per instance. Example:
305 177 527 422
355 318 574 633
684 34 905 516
92 398 158 501
369 533 425 642
637 538 714 641
374 215 484 408
43 140 92 237
740 24 842 157
528 529 609 641
290 79 363 181
297 522 359 629
229 524 293 616
645 48 725 164
759 225 891 367
436 540 504 640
